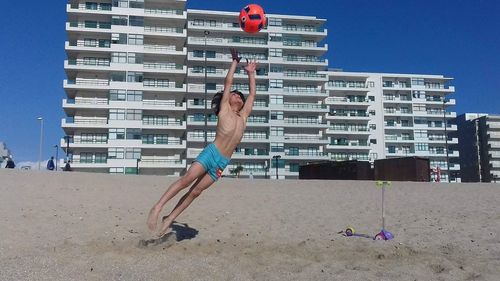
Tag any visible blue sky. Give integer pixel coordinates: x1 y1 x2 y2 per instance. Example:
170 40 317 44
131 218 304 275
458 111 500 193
0 0 499 162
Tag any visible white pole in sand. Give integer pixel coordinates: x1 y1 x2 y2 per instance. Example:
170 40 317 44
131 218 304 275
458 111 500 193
37 117 44 171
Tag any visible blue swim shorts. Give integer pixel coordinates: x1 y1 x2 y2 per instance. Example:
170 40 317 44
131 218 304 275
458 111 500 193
194 143 230 181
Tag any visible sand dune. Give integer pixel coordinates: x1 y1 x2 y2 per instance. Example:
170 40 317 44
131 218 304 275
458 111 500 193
1 169 499 280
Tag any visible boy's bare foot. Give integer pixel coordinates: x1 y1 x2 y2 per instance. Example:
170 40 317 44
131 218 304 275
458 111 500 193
147 206 161 232
158 215 173 238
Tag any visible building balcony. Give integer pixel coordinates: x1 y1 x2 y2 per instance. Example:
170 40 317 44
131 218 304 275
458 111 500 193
187 52 269 64
142 120 185 130
282 87 328 97
187 21 244 33
144 26 187 37
325 127 371 135
325 84 370 92
282 151 329 160
424 98 456 106
326 113 371 121
325 97 369 106
186 133 269 143
280 41 328 53
188 37 268 48
269 103 328 113
282 135 329 144
139 158 186 169
64 79 187 93
62 118 108 129
66 3 187 18
279 25 328 37
282 72 327 81
326 143 370 150
488 132 500 140
65 60 187 75
65 41 186 57
282 119 328 128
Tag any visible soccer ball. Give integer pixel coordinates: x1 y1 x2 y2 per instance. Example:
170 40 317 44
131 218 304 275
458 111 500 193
239 4 267 33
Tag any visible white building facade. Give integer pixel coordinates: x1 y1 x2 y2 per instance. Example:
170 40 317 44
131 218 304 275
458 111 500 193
62 0 459 181
325 71 460 182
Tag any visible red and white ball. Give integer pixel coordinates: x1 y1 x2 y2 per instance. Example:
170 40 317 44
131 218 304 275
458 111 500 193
239 4 267 33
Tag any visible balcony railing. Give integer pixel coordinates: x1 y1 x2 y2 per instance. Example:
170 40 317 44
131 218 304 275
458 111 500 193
144 26 184 34
282 26 325 32
68 21 111 29
142 119 183 126
283 87 324 94
144 8 184 15
68 59 110 67
285 151 327 157
283 103 327 109
67 79 109 86
144 44 177 52
284 119 323 124
143 62 183 70
142 100 182 107
284 72 326 78
284 56 326 63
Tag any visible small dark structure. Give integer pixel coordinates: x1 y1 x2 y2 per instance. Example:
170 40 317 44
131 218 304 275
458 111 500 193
299 160 373 180
374 157 430 182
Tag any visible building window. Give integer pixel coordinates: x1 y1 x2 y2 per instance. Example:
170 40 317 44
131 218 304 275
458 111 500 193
128 53 143 64
416 143 429 151
271 143 284 152
271 112 283 120
269 48 282 57
268 17 282 26
110 89 126 101
127 90 142 101
127 72 143 83
108 148 124 159
109 109 126 120
111 52 127 63
125 148 141 159
193 50 204 57
109 128 125 140
128 34 143 45
270 95 283 104
269 80 283 88
126 128 141 139
109 167 124 174
270 127 284 136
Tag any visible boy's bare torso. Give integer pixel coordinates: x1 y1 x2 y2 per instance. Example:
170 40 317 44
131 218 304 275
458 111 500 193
213 109 247 158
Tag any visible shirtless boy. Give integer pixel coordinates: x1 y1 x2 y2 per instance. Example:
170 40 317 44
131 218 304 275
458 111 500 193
147 48 258 237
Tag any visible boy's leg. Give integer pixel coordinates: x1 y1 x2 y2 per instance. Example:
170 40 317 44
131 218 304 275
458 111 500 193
158 173 215 237
147 162 206 231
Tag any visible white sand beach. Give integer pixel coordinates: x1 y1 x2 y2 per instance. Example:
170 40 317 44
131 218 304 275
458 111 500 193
1 169 499 280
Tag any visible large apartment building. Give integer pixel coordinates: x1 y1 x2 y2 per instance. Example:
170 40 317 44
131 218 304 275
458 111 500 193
454 113 500 182
325 71 460 182
62 0 459 181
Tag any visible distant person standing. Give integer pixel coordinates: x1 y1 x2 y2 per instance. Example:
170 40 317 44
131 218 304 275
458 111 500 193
5 157 15 169
47 157 55 171
63 160 72 172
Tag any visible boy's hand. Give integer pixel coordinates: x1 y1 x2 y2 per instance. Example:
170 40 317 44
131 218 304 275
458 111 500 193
230 48 241 63
244 60 258 74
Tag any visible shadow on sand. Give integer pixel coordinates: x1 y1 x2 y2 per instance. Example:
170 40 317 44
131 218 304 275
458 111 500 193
138 221 199 248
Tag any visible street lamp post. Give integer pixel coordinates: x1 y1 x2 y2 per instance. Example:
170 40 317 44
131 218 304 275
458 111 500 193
37 117 44 170
203 30 210 147
54 145 59 171
273 155 281 179
443 100 450 182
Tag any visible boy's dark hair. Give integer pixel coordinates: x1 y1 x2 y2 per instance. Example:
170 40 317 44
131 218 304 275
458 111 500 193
211 90 246 116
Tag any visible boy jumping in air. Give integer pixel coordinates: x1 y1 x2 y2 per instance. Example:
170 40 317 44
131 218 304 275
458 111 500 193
147 48 258 237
